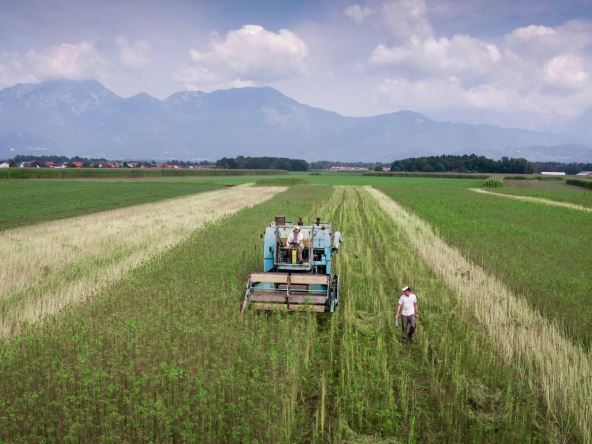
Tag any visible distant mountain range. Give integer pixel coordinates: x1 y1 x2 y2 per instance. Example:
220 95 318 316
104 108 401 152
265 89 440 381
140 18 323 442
1 79 591 162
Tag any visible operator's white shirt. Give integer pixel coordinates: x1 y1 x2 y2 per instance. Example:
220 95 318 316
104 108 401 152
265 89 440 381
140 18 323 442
398 293 417 316
287 231 303 245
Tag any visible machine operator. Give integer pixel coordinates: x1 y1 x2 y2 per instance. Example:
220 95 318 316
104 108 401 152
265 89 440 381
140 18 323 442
286 226 304 263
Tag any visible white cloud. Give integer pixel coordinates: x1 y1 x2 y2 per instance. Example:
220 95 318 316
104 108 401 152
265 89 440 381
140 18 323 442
0 42 103 86
382 0 432 42
28 41 103 79
506 20 592 60
361 1 592 119
178 24 309 90
345 4 373 24
174 65 255 91
371 34 501 81
376 76 533 114
115 37 152 68
544 54 589 89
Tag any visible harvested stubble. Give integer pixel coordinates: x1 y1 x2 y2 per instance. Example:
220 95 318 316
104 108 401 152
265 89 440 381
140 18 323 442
368 186 592 442
0 185 284 337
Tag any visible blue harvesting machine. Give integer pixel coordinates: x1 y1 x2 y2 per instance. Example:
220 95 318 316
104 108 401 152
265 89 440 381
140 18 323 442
241 215 342 313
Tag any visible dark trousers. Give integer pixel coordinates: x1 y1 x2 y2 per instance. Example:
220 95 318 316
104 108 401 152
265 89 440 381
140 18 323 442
401 315 416 341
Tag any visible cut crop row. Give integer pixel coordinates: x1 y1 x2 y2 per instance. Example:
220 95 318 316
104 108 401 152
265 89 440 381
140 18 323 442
0 185 282 337
376 181 592 346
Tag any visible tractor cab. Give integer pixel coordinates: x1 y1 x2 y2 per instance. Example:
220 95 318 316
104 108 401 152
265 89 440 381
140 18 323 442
266 216 340 274
241 216 342 313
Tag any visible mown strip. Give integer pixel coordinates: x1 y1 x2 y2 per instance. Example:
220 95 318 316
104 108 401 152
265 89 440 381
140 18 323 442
296 187 554 443
368 187 591 442
471 187 592 212
0 185 331 443
0 185 284 337
493 179 592 209
375 181 592 346
0 180 223 230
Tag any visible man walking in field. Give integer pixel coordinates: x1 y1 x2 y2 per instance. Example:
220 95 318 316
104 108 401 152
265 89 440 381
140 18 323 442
395 286 419 342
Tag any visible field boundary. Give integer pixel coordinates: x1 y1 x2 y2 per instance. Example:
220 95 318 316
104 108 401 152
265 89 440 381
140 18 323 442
470 187 592 212
367 186 592 442
0 167 287 179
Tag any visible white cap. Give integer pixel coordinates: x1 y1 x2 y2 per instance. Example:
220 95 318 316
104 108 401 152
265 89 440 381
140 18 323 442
401 286 410 292
294 226 301 230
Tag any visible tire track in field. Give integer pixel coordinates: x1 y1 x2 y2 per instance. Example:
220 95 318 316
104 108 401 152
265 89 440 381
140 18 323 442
470 187 592 212
0 185 285 337
367 186 592 443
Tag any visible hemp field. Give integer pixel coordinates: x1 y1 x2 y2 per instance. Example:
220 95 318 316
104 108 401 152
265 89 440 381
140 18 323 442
0 180 222 230
0 176 590 443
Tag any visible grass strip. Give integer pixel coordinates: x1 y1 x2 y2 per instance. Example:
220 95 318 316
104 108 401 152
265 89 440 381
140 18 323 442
0 180 223 230
0 185 284 336
497 179 592 208
471 187 592 212
368 186 592 442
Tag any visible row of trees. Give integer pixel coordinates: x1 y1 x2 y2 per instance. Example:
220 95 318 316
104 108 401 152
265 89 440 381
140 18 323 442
390 154 535 174
215 156 308 171
8 154 591 174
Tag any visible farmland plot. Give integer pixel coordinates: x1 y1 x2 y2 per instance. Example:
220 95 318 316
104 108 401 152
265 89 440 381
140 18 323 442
368 187 591 442
0 185 283 336
0 183 578 442
0 180 222 230
0 185 331 443
376 181 592 346
495 179 592 209
300 187 555 443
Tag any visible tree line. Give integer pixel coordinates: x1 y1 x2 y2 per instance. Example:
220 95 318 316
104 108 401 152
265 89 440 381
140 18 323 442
390 154 535 174
215 156 308 171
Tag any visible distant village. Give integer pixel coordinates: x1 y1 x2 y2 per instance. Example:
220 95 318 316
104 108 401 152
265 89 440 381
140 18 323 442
0 155 387 172
0 158 219 170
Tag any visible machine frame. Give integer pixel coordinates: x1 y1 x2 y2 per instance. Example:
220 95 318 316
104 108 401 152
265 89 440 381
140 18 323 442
241 216 341 313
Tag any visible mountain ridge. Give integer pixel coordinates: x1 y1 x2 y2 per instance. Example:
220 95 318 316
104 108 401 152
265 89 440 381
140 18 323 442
0 79 589 162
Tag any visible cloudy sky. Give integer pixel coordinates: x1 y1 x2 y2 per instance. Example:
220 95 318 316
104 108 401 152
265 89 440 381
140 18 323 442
2 0 592 129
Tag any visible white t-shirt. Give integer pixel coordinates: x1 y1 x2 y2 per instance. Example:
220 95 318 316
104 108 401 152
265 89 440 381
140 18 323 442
398 293 417 316
287 231 303 246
